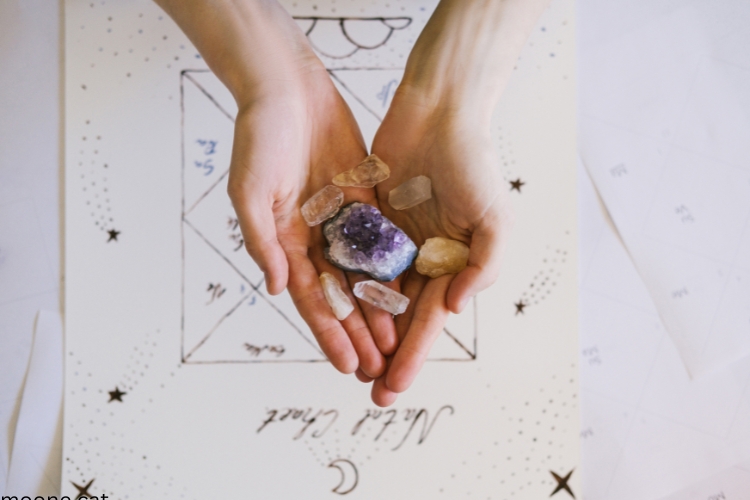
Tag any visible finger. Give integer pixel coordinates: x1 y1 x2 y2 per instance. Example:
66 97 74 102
446 207 512 314
285 251 359 374
393 270 428 342
347 273 400 356
386 274 453 393
228 186 289 296
355 368 374 383
371 359 399 407
309 248 386 378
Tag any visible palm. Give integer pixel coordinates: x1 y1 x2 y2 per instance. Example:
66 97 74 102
229 68 397 379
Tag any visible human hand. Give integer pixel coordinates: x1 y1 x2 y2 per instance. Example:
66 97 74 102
227 63 403 378
366 90 514 405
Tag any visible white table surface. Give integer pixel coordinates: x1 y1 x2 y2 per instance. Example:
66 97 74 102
2 1 749 498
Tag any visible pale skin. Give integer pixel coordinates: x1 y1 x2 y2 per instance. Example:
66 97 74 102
156 0 551 406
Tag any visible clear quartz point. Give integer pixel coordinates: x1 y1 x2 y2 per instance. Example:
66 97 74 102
319 272 354 321
415 237 470 278
388 175 432 210
353 280 409 315
332 154 391 188
301 185 344 226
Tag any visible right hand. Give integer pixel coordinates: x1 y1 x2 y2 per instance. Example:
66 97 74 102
227 58 399 379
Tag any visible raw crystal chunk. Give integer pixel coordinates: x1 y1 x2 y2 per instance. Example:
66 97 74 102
332 154 391 188
323 202 417 282
319 272 354 321
388 175 432 210
353 280 409 315
301 185 344 226
415 237 470 278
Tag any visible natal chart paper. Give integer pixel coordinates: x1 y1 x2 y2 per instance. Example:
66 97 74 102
63 1 578 498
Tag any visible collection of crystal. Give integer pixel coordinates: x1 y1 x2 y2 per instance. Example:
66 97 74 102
300 155 470 320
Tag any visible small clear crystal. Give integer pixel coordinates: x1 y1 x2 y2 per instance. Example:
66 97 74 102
388 175 432 210
301 185 344 226
415 237 470 278
332 154 391 188
353 280 409 315
319 272 354 321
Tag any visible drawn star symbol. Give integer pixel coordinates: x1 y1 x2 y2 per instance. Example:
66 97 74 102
550 469 575 498
107 229 120 242
514 300 526 315
108 386 126 402
71 478 95 500
509 178 525 192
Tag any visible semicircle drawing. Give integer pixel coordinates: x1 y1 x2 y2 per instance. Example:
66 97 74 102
328 458 359 495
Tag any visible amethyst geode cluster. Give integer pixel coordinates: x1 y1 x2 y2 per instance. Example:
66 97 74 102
323 202 418 282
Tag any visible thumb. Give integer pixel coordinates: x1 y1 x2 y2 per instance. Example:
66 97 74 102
446 205 513 314
228 184 289 296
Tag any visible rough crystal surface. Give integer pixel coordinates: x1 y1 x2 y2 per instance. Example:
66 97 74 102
415 237 470 278
323 202 417 281
319 272 354 321
353 280 409 315
388 175 432 210
332 154 390 188
301 185 344 226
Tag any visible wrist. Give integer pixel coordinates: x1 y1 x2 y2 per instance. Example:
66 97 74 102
398 0 549 121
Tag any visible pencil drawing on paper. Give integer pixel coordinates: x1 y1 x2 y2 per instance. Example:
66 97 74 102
178 17 479 366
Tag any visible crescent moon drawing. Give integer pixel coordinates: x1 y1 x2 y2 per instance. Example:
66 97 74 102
328 458 359 495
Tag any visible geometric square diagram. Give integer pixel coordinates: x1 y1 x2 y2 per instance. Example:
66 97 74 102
180 69 477 363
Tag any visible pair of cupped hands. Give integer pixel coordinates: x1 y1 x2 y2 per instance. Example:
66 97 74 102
227 35 511 407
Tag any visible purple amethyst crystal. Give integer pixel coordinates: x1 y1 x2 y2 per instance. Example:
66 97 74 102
323 202 417 282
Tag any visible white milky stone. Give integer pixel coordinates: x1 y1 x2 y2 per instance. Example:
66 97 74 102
319 272 354 321
353 280 409 315
388 175 432 210
301 185 344 226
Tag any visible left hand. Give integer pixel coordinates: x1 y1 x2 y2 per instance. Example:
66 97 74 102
365 89 514 406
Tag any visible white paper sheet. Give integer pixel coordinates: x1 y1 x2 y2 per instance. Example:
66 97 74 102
5 311 63 497
0 0 61 494
579 0 750 376
63 0 579 498
578 161 750 500
659 460 750 500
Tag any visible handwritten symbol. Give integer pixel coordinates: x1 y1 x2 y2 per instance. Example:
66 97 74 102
610 163 627 177
581 346 601 366
376 79 398 108
672 287 689 298
674 204 694 223
194 159 214 176
206 283 227 304
243 343 285 357
580 427 594 438
227 217 244 251
248 295 256 306
195 139 217 155
328 459 359 495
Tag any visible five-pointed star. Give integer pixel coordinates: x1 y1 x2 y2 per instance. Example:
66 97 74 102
108 386 126 402
509 178 525 192
514 300 526 315
71 478 95 500
550 469 575 498
107 229 120 242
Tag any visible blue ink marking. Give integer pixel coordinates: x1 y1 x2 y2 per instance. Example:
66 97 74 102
196 139 217 155
248 296 256 306
194 159 214 176
376 79 399 108
240 284 246 293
